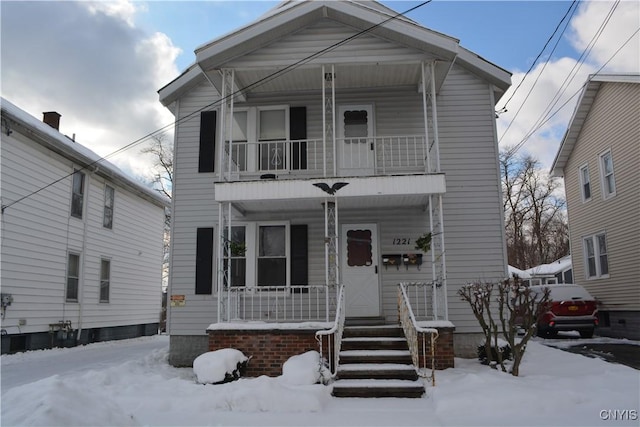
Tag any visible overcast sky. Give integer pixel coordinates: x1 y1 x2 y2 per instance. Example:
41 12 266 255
1 0 638 186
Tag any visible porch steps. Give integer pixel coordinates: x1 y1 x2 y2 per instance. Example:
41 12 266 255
332 325 425 398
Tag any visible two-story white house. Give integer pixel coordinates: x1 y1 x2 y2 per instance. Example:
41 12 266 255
1 98 169 353
159 0 511 390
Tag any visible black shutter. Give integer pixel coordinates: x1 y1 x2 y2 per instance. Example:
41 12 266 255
195 227 214 294
290 224 308 292
290 107 307 170
199 111 217 173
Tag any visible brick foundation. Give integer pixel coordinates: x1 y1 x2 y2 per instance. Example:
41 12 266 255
417 327 455 370
208 329 319 377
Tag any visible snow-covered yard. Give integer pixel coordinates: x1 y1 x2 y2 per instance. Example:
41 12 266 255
1 334 638 426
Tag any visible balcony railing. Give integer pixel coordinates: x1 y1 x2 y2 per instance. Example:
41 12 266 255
219 284 340 323
223 135 431 178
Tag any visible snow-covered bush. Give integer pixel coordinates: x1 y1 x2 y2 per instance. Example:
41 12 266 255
280 351 330 386
193 348 250 384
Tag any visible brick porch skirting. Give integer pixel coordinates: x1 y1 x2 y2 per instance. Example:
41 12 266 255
208 326 455 377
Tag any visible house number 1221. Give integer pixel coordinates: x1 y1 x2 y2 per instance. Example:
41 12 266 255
392 238 411 245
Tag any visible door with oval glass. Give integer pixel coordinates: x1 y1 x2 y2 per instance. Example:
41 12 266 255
338 105 375 176
341 223 380 317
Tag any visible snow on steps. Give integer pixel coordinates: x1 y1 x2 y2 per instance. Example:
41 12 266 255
332 325 425 398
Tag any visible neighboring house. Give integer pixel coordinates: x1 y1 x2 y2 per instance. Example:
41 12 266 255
1 99 169 354
551 74 640 340
525 255 573 285
159 0 511 374
508 265 532 284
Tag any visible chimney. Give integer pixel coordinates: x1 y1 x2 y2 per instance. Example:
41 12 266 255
42 111 61 130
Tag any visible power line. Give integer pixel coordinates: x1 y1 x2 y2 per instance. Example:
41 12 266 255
498 0 578 143
509 23 638 156
508 0 622 156
2 1 432 213
497 0 577 116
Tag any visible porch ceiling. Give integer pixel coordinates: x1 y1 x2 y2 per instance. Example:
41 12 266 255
204 61 452 98
214 174 445 215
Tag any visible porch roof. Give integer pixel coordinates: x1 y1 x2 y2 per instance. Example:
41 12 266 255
159 0 511 107
214 173 445 214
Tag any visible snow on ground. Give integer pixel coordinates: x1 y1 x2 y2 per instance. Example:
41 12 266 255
1 334 639 426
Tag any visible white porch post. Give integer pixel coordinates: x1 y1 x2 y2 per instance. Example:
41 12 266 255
426 62 447 320
219 69 235 181
324 199 338 322
322 65 335 178
421 61 431 173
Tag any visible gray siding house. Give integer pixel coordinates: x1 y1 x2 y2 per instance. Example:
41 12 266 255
160 0 511 373
551 74 640 340
1 99 168 353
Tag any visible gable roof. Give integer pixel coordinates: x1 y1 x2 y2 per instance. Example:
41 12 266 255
159 0 510 107
1 98 170 209
550 73 640 177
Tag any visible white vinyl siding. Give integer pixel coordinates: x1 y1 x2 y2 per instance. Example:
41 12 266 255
562 81 639 311
0 125 166 334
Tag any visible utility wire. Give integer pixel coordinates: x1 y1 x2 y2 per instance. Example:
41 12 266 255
2 1 432 213
507 0 622 155
498 0 578 143
509 24 638 155
497 0 577 116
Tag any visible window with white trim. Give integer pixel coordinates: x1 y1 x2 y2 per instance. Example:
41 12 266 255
257 224 287 286
66 252 80 301
100 258 110 302
584 232 609 278
71 170 85 218
223 226 247 287
579 164 591 202
599 150 616 199
103 185 115 229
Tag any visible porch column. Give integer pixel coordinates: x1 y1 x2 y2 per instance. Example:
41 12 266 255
324 199 339 321
421 61 431 174
219 69 235 181
216 201 233 323
322 65 335 177
429 62 441 173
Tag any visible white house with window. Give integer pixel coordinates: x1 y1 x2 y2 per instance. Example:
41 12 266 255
551 73 640 340
0 98 169 354
160 1 512 393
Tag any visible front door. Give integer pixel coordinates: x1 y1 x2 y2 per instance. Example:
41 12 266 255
338 105 375 176
341 223 380 317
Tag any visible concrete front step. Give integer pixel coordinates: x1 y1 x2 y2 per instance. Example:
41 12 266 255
339 349 413 365
337 363 419 381
342 325 404 338
332 379 425 398
341 336 409 351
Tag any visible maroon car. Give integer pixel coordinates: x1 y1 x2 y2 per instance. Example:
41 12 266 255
531 284 599 338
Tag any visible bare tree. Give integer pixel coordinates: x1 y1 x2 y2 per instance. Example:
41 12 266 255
500 149 568 269
141 133 173 291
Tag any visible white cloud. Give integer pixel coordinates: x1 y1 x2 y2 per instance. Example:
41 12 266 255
0 0 179 183
496 0 639 170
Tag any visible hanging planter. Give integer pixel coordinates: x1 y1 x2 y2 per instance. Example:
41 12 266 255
414 232 432 253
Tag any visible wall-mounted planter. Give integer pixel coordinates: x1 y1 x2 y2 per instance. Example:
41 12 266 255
403 253 423 270
382 254 402 270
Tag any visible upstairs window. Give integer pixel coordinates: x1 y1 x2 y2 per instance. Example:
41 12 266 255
103 185 115 229
579 164 591 202
599 150 616 199
71 170 85 218
584 232 609 279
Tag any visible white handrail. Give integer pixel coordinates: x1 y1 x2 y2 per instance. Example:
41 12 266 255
315 284 345 380
398 282 439 386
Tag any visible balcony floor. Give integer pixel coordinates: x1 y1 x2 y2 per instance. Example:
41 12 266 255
214 173 445 213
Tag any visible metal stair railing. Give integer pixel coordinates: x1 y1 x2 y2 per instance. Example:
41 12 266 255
315 283 345 380
398 282 439 386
